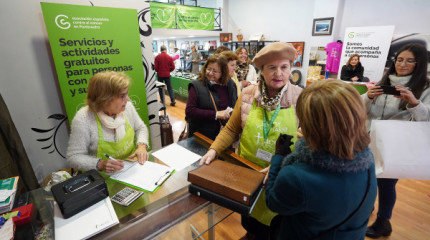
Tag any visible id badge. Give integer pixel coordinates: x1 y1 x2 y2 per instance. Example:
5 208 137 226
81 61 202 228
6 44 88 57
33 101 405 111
256 148 272 162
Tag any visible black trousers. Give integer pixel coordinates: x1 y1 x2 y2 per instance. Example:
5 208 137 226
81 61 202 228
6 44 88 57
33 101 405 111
157 77 175 104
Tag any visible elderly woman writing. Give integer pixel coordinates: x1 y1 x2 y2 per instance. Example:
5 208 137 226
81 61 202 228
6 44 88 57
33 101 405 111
185 54 238 140
200 42 302 239
67 71 149 173
266 80 377 239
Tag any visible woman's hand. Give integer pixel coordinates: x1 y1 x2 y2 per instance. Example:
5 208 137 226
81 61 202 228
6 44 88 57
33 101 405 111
99 159 124 173
200 149 217 165
216 110 231 120
260 166 270 185
129 144 149 165
395 86 420 107
351 76 359 82
367 85 383 99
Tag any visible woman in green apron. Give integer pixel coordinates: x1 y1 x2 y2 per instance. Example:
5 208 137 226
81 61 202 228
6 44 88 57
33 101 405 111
67 71 149 173
200 42 303 240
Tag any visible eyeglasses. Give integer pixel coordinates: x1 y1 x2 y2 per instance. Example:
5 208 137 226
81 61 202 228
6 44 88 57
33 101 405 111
395 59 416 65
206 68 221 75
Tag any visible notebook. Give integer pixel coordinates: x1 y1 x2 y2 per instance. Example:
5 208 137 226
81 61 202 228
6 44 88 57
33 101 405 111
54 197 118 240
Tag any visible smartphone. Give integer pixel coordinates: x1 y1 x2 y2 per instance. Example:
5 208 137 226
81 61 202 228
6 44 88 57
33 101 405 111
378 85 401 96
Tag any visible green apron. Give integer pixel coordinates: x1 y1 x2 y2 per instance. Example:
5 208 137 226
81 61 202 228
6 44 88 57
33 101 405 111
95 113 136 163
95 114 150 219
238 100 298 226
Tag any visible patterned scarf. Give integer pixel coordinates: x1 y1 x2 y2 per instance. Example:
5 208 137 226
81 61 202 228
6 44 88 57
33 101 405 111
259 79 288 111
236 62 249 82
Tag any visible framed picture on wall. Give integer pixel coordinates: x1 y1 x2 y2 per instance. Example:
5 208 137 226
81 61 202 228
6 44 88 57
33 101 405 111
312 17 334 36
220 33 232 42
288 42 305 67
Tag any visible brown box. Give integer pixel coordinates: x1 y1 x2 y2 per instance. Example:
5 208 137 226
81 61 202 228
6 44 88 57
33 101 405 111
188 160 264 205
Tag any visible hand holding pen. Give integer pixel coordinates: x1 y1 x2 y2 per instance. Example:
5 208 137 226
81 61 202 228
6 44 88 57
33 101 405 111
101 154 125 173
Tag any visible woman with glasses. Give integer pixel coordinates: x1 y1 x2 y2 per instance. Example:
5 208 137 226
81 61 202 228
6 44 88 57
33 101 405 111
67 71 149 173
340 54 365 82
364 43 430 238
185 54 238 140
235 47 258 89
200 42 303 239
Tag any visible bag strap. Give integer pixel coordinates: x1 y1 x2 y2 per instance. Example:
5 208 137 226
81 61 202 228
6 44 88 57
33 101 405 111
311 168 371 240
207 87 223 127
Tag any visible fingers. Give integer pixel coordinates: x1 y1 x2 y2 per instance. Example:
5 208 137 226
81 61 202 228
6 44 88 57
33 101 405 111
105 159 124 173
199 149 216 165
367 86 383 98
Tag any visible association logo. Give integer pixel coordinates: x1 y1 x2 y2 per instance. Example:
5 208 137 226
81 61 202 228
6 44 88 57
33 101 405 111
55 14 71 29
348 32 355 39
199 12 213 26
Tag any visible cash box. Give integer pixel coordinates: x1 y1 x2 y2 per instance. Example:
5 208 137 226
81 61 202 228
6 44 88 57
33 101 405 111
51 170 108 219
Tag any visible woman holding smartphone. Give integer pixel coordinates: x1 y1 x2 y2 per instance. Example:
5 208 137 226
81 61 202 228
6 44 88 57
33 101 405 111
364 43 430 238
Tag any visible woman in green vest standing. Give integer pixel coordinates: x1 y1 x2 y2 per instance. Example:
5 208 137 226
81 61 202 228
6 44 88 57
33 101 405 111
67 71 149 173
200 42 303 240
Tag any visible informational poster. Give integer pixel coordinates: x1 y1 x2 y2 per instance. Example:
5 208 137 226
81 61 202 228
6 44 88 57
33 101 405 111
149 2 214 30
150 2 176 29
339 26 395 82
40 3 149 133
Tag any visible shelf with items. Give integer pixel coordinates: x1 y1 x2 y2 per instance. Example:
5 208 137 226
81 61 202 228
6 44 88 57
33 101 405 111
221 41 278 59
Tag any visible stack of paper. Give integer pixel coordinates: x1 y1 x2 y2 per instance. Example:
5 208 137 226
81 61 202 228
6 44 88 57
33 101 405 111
151 143 202 171
54 197 119 240
0 177 19 215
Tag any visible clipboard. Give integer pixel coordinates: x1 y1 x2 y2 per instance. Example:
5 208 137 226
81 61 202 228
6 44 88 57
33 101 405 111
110 161 175 193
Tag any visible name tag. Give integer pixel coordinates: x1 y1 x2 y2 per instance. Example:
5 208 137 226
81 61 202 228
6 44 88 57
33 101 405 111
256 148 272 162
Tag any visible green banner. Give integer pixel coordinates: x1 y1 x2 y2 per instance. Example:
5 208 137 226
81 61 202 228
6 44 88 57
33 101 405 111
40 3 150 144
177 5 214 30
149 2 176 29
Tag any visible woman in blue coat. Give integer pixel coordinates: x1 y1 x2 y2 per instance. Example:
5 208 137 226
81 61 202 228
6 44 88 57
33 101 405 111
266 80 377 239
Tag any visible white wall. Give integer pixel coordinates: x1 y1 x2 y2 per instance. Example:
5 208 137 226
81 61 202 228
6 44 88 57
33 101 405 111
226 0 316 84
0 0 159 183
338 0 430 38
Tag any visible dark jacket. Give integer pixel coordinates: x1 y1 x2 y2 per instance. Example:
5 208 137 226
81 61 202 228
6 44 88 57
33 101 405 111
340 63 364 82
266 138 377 240
186 78 237 140
155 52 175 78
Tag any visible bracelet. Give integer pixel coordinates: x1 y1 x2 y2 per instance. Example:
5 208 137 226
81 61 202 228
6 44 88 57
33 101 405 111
96 159 102 171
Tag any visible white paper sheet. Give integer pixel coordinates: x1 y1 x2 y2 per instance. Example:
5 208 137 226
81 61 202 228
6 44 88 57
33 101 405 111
54 197 119 240
151 143 202 171
110 161 174 192
370 120 430 180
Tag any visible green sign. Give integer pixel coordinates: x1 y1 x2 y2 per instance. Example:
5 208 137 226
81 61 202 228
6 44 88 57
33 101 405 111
170 76 191 97
150 2 176 29
149 3 214 30
177 5 214 30
40 3 150 142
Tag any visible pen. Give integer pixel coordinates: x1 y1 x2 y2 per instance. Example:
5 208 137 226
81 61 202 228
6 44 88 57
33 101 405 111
105 154 117 161
155 171 171 185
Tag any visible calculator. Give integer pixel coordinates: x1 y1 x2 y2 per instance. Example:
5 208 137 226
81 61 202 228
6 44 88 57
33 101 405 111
111 187 144 206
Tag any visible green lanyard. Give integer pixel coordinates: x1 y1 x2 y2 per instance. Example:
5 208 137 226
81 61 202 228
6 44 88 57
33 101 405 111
263 103 281 139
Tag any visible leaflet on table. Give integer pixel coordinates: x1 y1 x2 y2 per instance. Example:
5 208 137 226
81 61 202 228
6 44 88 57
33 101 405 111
0 176 19 214
151 143 202 171
54 197 119 240
110 161 174 193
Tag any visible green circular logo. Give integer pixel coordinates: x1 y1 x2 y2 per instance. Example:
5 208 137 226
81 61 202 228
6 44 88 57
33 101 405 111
348 32 355 38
